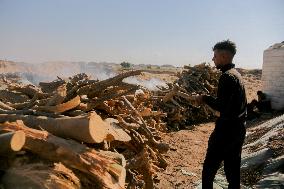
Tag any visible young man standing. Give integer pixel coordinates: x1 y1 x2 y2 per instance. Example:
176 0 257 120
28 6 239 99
195 40 247 189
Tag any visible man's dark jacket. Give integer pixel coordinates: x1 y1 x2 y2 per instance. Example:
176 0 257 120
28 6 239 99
201 63 247 189
203 63 247 135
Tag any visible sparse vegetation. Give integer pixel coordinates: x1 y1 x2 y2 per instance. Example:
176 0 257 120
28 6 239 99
120 61 132 69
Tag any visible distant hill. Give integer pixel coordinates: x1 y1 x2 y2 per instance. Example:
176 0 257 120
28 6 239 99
0 60 34 73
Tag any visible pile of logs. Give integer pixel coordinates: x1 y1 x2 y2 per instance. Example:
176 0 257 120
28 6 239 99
0 71 169 189
0 63 221 187
153 63 221 130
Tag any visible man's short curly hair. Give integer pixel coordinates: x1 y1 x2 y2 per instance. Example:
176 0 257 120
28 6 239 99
213 40 237 55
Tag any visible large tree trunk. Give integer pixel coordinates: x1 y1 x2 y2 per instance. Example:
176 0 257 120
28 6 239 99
0 112 130 144
0 121 126 189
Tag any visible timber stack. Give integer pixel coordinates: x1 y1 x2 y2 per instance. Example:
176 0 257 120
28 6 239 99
0 63 221 188
0 71 169 189
153 63 221 130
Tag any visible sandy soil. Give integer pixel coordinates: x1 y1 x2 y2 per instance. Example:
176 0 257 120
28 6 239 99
156 123 214 188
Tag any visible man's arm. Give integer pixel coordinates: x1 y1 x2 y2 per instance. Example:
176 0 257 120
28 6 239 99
202 95 221 111
198 74 235 113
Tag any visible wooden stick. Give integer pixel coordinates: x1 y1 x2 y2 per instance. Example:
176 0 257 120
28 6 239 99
86 87 138 111
0 101 15 110
122 96 169 153
77 70 142 98
7 84 42 98
0 108 34 115
0 90 29 103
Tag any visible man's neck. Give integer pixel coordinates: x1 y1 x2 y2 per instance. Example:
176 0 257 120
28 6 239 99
219 63 235 73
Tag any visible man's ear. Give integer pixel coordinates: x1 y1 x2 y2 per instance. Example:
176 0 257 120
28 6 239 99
223 52 231 61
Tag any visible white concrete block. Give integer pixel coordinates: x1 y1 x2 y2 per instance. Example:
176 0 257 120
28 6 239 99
264 48 284 57
263 56 284 62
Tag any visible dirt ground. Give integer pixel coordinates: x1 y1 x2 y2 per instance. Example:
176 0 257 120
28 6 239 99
156 123 214 188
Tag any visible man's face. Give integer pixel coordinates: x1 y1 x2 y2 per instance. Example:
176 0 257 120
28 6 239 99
212 50 230 69
212 50 224 68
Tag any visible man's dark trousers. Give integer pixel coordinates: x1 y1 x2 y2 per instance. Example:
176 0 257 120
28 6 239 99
202 119 246 189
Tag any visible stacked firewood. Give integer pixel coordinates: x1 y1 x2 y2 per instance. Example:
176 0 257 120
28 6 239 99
153 63 221 130
0 63 221 187
0 71 169 189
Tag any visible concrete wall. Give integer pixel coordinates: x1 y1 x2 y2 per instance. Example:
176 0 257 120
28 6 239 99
262 42 284 110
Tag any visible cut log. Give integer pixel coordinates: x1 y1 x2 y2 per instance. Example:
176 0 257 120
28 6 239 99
33 95 80 113
0 121 126 189
0 131 25 154
0 112 130 143
0 113 105 143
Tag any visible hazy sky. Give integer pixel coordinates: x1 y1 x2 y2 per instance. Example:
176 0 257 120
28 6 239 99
0 0 283 68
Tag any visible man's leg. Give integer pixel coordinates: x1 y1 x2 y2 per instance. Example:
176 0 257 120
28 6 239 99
223 135 245 189
202 133 223 189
